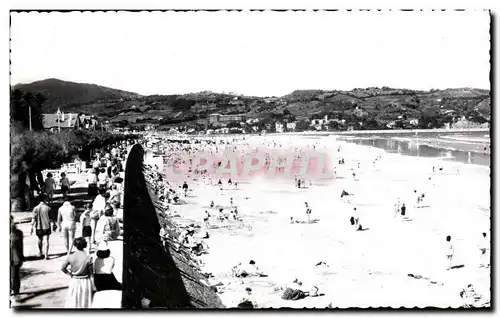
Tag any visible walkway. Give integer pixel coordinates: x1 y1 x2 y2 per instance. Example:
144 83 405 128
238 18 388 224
11 174 123 309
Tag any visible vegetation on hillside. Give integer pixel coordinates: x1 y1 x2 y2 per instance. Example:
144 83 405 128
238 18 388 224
13 79 491 132
10 88 140 210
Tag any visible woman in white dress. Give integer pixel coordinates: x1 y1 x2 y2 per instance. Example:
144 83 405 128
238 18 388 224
61 237 93 308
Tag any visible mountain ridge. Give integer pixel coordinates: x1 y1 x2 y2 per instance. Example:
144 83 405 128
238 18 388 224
11 78 491 131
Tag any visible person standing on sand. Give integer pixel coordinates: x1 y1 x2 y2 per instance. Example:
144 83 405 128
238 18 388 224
31 195 53 260
353 207 359 227
305 202 312 223
203 210 211 228
479 232 489 268
61 237 93 308
182 181 189 197
400 203 406 217
58 201 77 256
445 235 454 270
10 215 24 305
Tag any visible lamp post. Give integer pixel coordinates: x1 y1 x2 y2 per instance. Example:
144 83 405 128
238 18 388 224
28 106 32 131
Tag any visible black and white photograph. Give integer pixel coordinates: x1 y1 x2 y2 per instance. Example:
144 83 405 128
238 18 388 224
7 7 492 309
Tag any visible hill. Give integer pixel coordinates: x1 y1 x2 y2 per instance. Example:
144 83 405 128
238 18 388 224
11 79 490 131
13 78 140 113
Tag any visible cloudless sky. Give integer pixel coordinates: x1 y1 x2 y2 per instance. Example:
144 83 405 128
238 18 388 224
10 10 490 97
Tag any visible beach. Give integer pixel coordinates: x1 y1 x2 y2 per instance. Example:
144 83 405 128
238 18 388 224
157 133 490 308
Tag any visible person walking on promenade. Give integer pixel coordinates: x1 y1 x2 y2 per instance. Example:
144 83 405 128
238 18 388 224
43 172 56 203
60 172 71 200
91 189 107 244
98 168 109 192
61 237 93 308
92 241 122 292
58 201 77 256
31 195 53 260
95 206 120 243
10 215 24 305
80 204 93 254
87 169 98 201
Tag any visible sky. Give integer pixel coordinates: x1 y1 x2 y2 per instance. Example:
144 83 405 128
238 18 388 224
10 10 491 97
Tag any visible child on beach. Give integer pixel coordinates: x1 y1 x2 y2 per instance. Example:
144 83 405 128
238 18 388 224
60 173 71 200
203 210 210 228
218 208 225 223
210 200 215 209
445 235 454 270
80 203 93 253
305 202 312 223
44 173 56 203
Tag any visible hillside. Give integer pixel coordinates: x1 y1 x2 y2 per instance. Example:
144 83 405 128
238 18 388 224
13 78 140 112
11 79 491 131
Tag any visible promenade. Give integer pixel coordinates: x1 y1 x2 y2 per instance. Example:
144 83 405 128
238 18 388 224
11 173 123 308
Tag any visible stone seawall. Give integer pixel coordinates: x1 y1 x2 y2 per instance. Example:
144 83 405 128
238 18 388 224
122 144 223 308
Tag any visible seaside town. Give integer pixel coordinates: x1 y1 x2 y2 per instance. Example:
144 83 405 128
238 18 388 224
9 10 491 310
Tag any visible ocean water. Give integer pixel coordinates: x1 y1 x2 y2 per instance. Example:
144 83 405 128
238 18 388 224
337 131 490 166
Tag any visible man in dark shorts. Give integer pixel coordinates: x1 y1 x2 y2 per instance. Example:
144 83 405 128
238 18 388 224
31 195 53 259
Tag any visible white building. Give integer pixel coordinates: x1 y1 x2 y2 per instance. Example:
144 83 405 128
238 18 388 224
275 122 284 133
286 122 296 131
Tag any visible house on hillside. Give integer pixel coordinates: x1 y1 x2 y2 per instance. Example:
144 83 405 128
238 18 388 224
409 119 419 126
275 122 284 133
42 108 98 131
208 113 247 127
286 122 296 131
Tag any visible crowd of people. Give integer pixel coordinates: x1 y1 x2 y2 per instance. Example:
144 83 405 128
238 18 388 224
10 140 132 308
11 133 491 308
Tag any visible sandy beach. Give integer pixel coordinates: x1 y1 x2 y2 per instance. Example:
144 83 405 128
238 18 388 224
157 134 490 308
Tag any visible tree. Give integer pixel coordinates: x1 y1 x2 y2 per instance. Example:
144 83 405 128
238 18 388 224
10 89 45 130
226 121 241 128
295 119 310 131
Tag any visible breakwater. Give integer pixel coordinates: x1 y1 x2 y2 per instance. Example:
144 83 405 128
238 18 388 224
122 144 223 308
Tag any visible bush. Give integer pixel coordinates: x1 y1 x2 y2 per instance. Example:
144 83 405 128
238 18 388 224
10 127 140 174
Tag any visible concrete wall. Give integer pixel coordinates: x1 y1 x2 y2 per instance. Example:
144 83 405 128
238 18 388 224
122 144 223 308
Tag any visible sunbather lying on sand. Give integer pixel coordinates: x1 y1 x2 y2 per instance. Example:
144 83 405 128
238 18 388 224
278 281 322 301
232 260 267 278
